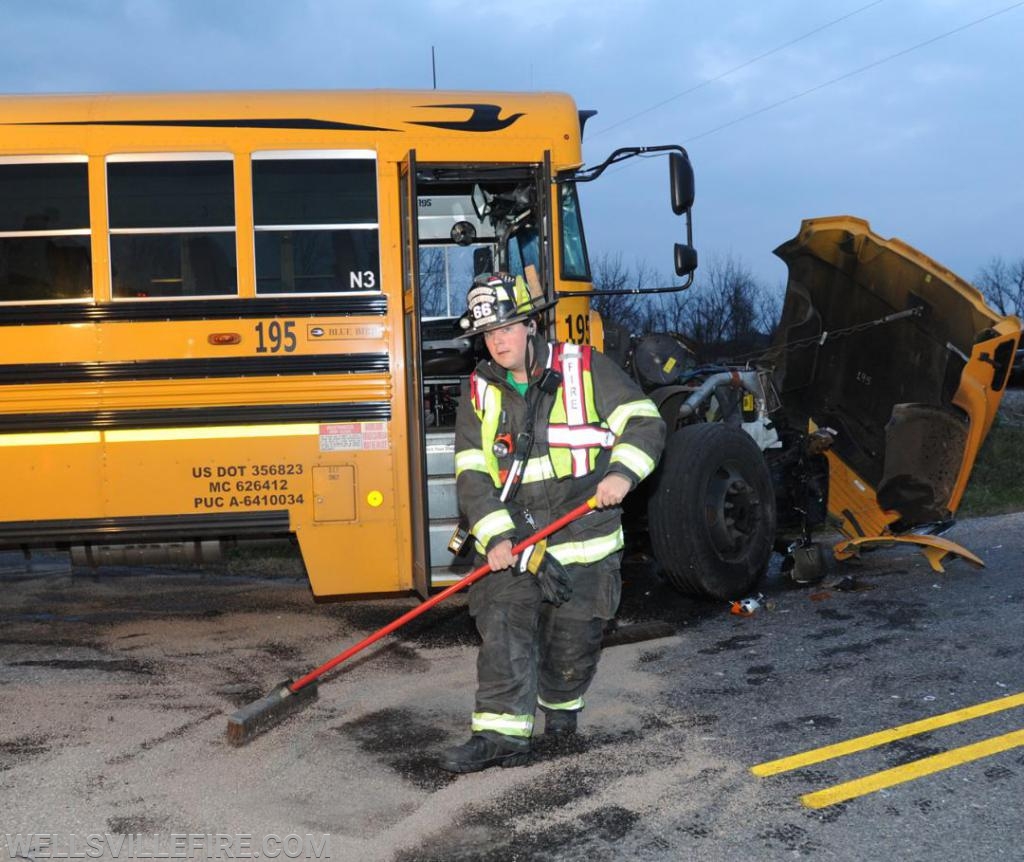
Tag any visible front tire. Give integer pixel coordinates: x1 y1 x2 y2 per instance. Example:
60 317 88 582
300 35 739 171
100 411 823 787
649 423 776 600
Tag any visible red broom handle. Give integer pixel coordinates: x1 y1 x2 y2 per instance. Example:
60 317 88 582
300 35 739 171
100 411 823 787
289 497 597 692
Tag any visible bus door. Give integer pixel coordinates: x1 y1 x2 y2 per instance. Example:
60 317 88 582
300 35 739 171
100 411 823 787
400 152 431 598
400 155 554 596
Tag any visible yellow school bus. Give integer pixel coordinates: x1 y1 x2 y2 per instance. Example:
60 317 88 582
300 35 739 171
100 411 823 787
1 89 1016 602
0 89 694 597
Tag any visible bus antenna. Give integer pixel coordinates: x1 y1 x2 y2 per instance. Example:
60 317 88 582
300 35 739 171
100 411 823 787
431 46 437 89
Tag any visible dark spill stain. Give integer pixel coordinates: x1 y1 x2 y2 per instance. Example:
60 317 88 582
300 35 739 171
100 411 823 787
698 634 763 655
677 822 712 838
389 752 460 792
778 768 838 785
9 658 156 675
334 603 481 650
637 648 666 664
640 713 672 731
803 626 847 641
820 637 895 658
0 734 52 771
341 707 447 753
107 813 162 834
687 685 747 698
984 765 1015 781
679 713 720 729
216 685 265 708
370 643 432 674
757 823 821 854
663 691 734 718
337 707 456 791
884 738 943 766
858 599 931 632
397 804 639 862
464 764 603 823
816 608 855 621
260 641 301 661
530 726 642 764
638 835 672 854
812 803 848 823
106 710 219 765
617 558 716 628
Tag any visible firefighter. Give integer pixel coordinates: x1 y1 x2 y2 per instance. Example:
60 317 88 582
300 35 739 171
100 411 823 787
440 272 665 773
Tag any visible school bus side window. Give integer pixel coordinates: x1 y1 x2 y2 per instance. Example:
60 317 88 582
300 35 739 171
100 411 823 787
0 158 92 303
107 155 237 299
252 151 380 294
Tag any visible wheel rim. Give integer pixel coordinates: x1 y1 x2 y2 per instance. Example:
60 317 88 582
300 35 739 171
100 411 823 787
704 460 761 559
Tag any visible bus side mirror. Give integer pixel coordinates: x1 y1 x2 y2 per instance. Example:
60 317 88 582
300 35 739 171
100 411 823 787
675 243 698 277
670 152 695 215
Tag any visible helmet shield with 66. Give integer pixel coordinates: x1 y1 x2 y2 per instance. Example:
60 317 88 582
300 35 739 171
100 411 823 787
459 272 554 335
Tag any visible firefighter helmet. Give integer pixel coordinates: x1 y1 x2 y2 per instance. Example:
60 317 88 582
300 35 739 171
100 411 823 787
459 272 554 335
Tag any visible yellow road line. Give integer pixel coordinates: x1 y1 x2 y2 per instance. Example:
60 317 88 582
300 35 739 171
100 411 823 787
751 691 1024 777
802 727 1024 808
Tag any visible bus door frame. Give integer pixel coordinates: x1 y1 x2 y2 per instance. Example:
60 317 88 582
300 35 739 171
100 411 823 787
399 153 556 597
400 151 431 598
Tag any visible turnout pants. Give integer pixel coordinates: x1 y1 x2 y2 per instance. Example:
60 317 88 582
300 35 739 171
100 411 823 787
467 554 621 739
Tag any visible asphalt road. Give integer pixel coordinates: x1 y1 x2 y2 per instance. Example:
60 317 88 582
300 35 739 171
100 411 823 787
2 512 1023 862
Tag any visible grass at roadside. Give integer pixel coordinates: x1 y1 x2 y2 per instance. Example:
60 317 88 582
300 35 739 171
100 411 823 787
959 418 1024 517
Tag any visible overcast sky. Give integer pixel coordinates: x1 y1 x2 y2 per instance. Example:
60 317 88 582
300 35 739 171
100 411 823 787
3 0 1021 290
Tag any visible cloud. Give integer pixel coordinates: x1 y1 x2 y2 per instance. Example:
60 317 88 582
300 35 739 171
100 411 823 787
0 0 1018 285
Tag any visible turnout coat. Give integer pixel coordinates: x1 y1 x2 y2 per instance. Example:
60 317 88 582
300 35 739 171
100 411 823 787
454 336 666 617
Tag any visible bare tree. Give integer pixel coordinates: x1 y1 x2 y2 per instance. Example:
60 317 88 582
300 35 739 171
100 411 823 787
756 282 785 336
976 257 1024 318
589 251 783 364
590 252 665 336
669 254 773 362
419 247 449 316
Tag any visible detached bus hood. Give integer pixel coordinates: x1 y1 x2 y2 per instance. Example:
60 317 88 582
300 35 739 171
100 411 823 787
771 216 1020 529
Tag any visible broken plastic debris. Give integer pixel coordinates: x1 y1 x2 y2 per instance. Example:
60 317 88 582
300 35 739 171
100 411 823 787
730 593 766 616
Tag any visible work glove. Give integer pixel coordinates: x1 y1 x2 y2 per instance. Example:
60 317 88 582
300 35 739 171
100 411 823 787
517 539 572 606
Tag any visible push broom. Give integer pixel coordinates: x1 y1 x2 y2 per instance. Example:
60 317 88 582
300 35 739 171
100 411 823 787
226 497 598 745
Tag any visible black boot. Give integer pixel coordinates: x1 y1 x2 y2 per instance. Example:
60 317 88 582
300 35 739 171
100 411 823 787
542 708 578 736
439 732 531 774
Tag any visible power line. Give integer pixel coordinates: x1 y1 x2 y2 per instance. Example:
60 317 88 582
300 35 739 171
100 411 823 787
590 0 889 139
681 0 1024 145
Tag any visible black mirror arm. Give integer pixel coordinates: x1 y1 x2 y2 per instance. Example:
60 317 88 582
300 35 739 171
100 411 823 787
558 144 690 184
556 271 694 298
